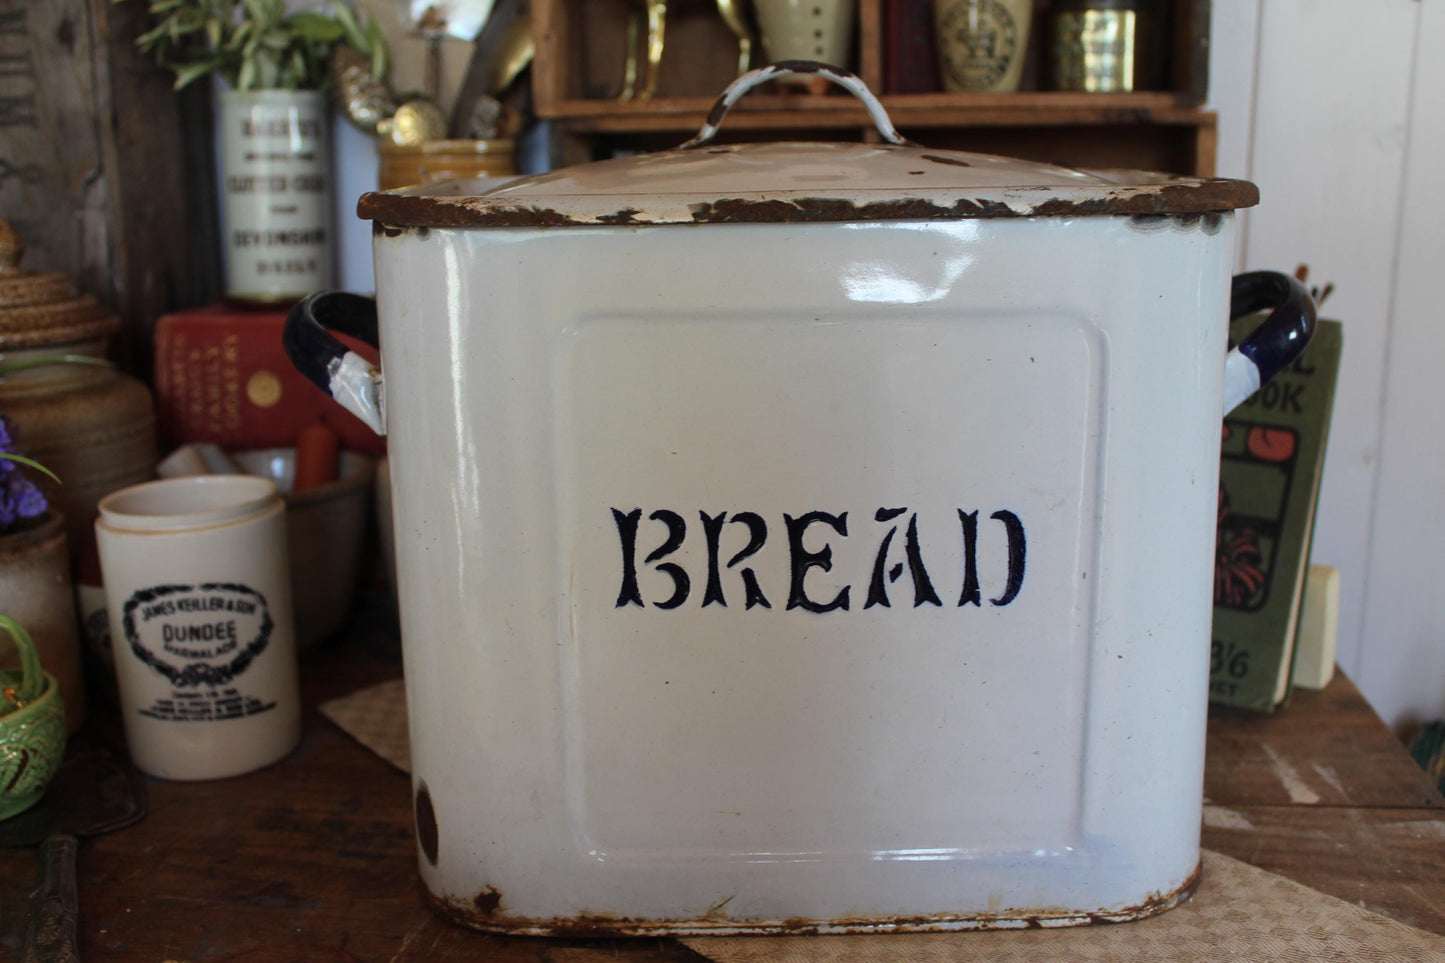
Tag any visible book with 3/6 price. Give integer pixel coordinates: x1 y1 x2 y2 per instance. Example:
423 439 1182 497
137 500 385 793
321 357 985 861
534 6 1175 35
153 304 385 456
1210 316 1342 711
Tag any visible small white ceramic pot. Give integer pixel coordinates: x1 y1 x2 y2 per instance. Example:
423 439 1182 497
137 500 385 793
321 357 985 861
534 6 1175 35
95 475 301 781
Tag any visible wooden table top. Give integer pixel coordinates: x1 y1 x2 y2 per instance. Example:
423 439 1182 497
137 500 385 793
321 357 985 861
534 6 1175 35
2 598 1441 961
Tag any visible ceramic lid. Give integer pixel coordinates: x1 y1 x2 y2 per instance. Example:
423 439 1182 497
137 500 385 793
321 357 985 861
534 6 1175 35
360 63 1258 229
0 220 119 349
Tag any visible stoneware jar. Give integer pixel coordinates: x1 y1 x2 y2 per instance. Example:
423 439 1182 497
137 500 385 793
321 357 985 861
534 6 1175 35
0 220 158 568
285 63 1314 935
934 0 1034 92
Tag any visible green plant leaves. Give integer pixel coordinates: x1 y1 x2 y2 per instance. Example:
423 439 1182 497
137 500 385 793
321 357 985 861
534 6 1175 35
290 11 346 43
236 54 256 91
366 13 388 81
128 0 389 93
172 57 221 89
1 455 59 485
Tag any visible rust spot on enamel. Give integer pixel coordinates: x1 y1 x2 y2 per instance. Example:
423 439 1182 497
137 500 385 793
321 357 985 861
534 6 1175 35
414 782 438 867
473 885 502 917
358 176 1258 228
921 154 973 168
1128 210 1226 235
597 209 645 225
688 196 1023 223
359 193 588 227
417 860 1202 936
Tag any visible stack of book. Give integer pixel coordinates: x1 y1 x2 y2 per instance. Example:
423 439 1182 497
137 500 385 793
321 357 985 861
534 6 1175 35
153 304 386 457
1210 315 1343 711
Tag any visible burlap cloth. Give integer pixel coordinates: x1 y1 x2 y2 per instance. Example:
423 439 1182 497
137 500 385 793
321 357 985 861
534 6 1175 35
322 680 1445 962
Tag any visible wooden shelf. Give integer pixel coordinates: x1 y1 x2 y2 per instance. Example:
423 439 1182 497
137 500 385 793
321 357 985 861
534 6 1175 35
540 91 1208 130
532 0 1217 176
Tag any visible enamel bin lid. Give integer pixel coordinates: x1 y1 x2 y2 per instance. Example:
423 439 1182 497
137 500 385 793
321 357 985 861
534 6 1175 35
359 62 1259 228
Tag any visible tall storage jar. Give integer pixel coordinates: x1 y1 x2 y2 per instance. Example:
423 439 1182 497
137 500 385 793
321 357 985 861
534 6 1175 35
0 220 159 697
0 221 158 560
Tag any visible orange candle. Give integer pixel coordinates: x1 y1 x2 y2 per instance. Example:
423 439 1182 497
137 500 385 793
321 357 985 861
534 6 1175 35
293 423 339 492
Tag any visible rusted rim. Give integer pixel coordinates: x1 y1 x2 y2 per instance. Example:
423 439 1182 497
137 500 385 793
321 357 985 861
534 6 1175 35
360 179 1257 228
420 859 1202 937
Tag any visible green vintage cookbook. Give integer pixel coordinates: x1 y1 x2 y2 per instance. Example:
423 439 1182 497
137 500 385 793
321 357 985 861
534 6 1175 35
1210 317 1343 711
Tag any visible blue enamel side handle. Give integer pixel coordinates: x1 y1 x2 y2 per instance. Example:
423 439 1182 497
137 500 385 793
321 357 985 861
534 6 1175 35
283 292 386 436
1222 271 1317 415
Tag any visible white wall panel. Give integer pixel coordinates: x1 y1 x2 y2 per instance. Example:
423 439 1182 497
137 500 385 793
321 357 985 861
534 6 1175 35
1354 0 1445 732
1234 0 1419 703
1205 0 1261 266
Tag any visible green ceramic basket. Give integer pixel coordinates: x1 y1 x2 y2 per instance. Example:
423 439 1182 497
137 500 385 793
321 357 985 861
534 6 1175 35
0 614 66 821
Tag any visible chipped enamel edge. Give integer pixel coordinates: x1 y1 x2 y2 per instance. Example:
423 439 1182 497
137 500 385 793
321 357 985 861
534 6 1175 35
420 860 1203 937
1221 347 1262 415
328 350 385 436
360 179 1259 228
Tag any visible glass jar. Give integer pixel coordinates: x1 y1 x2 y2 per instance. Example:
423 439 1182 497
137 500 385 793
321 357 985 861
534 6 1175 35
1050 0 1152 92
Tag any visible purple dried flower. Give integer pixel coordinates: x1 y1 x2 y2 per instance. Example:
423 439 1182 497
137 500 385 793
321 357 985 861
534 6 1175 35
0 415 49 531
8 475 45 520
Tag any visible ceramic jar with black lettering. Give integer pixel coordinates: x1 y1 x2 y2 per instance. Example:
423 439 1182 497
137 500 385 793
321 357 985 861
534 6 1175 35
934 0 1034 92
95 475 300 780
218 89 333 304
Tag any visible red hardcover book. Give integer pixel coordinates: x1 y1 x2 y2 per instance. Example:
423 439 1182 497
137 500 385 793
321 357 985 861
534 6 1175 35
153 304 386 456
885 0 941 94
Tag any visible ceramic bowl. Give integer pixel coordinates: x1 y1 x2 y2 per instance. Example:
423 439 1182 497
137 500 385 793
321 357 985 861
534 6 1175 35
233 448 375 652
0 668 65 821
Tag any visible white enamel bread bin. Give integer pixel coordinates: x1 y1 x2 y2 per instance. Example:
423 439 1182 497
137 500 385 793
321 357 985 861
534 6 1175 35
286 64 1314 934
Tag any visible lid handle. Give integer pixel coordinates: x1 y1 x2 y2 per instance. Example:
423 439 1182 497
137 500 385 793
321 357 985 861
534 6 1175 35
680 61 908 150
